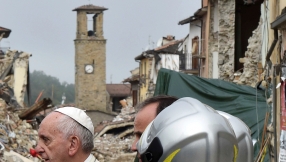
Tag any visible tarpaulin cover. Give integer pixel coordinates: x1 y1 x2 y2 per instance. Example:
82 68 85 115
154 68 270 161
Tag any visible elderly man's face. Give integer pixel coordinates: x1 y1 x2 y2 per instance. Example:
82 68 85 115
131 102 158 162
35 112 70 162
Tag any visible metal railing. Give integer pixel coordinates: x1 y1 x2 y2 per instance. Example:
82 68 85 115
179 52 200 70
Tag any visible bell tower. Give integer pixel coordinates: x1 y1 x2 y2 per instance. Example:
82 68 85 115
73 4 108 111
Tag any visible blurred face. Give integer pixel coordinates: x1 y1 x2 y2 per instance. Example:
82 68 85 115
35 112 70 162
131 102 158 162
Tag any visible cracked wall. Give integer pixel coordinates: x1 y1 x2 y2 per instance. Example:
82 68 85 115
209 0 262 87
235 19 262 87
0 50 31 107
217 0 236 81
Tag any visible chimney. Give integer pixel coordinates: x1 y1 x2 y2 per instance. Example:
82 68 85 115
166 35 175 40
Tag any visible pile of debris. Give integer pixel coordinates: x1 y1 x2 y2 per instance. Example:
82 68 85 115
0 109 41 162
92 100 137 162
0 50 138 161
0 50 48 161
0 97 52 162
0 94 137 162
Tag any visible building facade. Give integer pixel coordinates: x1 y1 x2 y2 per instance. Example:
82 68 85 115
135 36 182 103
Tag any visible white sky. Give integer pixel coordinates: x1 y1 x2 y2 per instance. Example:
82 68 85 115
0 0 201 84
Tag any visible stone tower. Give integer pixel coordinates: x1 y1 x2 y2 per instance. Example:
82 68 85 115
73 5 108 112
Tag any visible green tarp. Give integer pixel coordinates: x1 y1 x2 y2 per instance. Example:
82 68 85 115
154 68 270 161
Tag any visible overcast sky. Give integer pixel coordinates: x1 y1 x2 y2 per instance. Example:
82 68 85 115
0 0 201 84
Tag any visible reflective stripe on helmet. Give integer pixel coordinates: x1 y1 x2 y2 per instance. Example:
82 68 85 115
163 149 180 162
234 145 238 162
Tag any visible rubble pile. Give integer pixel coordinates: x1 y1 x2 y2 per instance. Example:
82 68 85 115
0 49 42 161
0 109 40 162
93 101 136 162
236 18 263 87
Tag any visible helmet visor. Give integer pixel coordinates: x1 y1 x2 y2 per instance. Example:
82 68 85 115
138 137 163 162
137 121 163 162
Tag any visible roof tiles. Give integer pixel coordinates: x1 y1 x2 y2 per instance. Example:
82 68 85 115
72 4 108 11
106 84 131 97
0 26 11 38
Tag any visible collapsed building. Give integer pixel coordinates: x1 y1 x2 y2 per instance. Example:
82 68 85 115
133 35 183 103
129 0 286 161
175 0 286 161
0 27 136 161
0 27 42 161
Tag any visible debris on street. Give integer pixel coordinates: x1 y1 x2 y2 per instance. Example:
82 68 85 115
0 105 40 162
93 99 136 162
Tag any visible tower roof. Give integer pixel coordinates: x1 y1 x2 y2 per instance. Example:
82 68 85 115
0 26 11 38
72 4 108 11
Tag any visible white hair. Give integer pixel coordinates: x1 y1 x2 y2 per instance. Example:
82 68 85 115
56 115 94 153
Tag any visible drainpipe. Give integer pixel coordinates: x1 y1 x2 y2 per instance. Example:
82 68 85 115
135 60 141 103
195 17 203 77
273 65 278 162
265 29 278 69
264 28 278 162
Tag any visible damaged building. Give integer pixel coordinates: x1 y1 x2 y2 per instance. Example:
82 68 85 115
129 0 286 161
178 0 264 87
176 0 286 161
133 36 183 102
0 26 43 161
123 67 139 107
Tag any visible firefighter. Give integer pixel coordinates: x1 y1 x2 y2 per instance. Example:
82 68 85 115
137 97 239 162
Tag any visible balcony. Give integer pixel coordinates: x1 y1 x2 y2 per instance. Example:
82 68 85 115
179 53 205 75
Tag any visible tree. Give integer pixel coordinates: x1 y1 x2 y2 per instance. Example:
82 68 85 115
27 70 75 106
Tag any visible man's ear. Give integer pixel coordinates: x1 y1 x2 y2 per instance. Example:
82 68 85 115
68 136 80 156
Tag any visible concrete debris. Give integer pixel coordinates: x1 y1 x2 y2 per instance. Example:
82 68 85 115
3 150 34 162
93 101 136 162
0 110 40 162
0 50 31 109
0 49 40 161
94 121 134 138
0 47 137 161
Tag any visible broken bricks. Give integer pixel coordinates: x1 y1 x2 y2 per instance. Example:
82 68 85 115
93 104 136 162
0 114 39 161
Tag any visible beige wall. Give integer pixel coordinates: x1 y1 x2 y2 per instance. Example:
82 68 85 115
138 57 152 103
201 3 210 78
269 0 279 65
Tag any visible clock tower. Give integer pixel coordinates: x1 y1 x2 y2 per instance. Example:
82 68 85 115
73 4 108 112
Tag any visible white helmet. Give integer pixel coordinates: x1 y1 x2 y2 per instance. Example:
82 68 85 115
137 97 238 162
217 110 253 162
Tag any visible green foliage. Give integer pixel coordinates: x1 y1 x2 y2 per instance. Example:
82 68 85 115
27 70 75 106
